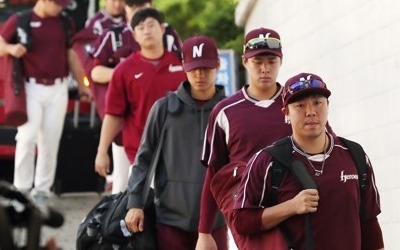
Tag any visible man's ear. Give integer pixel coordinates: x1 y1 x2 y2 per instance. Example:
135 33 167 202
241 55 247 67
216 58 221 70
281 106 288 116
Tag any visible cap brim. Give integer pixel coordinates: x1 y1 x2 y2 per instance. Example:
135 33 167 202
244 49 282 58
55 0 71 7
285 88 331 106
183 60 218 72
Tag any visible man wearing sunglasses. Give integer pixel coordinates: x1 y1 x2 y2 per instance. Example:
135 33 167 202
232 73 384 250
196 27 294 249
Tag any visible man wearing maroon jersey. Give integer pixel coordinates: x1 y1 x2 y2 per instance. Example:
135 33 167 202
84 0 126 36
232 72 384 250
94 8 186 177
195 27 292 250
90 0 182 194
0 0 90 202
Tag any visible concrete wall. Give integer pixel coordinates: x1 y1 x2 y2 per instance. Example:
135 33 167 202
236 0 400 248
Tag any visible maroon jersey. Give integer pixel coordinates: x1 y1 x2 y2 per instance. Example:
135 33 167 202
234 134 382 250
84 10 125 36
91 25 137 68
198 85 292 233
0 11 73 79
91 22 182 68
201 85 292 170
105 51 186 162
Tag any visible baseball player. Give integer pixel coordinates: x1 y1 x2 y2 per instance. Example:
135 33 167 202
195 27 293 250
90 0 182 194
232 73 384 250
84 0 126 36
0 0 90 202
125 35 227 250
94 8 186 179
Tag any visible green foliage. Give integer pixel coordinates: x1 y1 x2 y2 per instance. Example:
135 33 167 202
154 0 245 84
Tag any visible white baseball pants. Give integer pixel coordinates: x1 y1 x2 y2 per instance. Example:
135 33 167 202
13 80 68 194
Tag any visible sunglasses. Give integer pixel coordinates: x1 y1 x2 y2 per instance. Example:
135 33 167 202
243 37 281 52
286 79 326 95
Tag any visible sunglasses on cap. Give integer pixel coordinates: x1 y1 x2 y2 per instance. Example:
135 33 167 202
287 79 326 95
243 37 281 52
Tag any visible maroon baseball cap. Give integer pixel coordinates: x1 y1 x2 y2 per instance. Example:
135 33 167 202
243 27 282 58
54 0 71 7
282 73 331 107
182 35 219 72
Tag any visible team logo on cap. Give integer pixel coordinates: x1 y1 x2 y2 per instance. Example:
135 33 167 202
258 33 271 39
299 75 313 82
192 43 205 58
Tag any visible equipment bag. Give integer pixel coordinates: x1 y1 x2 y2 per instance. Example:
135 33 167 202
76 190 157 250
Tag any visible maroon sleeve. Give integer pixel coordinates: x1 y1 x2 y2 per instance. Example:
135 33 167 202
198 166 220 233
91 30 113 66
200 107 230 170
0 14 18 42
232 208 264 235
361 217 384 250
232 152 273 234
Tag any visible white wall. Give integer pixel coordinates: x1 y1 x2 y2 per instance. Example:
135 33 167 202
236 0 400 248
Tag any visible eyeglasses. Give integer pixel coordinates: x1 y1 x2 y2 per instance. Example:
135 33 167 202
286 79 326 95
243 37 281 52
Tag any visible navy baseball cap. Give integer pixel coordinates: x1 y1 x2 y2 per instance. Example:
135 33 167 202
282 73 331 107
243 27 282 59
54 0 71 7
182 35 219 72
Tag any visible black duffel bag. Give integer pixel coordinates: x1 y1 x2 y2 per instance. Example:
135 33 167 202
76 190 157 250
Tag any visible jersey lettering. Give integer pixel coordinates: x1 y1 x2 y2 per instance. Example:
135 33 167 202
340 170 359 183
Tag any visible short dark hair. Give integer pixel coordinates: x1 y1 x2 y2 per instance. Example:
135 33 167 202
124 0 152 7
130 8 164 29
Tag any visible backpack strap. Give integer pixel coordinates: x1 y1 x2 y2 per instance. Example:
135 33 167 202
264 136 292 206
338 137 368 191
16 10 32 48
338 136 368 220
59 11 73 48
12 10 32 96
141 92 180 205
166 91 182 115
264 136 318 250
109 25 124 52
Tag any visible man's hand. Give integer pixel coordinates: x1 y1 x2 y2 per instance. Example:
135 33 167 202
78 85 93 102
125 208 145 233
8 43 27 58
292 189 319 214
195 233 218 250
94 151 110 177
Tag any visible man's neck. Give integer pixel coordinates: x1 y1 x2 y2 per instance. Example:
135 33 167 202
140 46 164 60
191 87 216 101
292 132 328 154
246 83 278 101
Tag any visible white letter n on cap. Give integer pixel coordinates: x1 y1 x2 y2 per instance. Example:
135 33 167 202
193 43 205 58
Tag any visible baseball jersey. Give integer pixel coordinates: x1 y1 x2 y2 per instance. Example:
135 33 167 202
84 10 125 36
201 85 292 170
91 22 182 69
105 51 186 163
234 134 382 250
0 11 73 79
91 25 138 68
